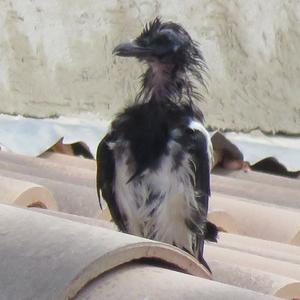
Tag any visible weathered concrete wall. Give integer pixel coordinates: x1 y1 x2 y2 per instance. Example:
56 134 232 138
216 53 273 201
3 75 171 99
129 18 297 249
0 1 299 133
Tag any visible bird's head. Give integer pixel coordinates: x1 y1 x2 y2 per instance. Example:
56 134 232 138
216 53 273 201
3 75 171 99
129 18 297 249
113 18 206 108
113 18 205 70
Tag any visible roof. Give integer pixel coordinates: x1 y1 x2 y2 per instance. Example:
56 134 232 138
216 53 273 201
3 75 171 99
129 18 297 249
0 150 299 299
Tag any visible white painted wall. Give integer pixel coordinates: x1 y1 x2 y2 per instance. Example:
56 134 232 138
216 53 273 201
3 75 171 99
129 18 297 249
0 0 299 133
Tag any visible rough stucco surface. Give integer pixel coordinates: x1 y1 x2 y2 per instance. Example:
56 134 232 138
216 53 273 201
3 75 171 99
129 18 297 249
0 0 299 133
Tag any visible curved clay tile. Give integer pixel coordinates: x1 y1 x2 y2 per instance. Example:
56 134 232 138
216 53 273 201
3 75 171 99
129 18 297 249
205 245 300 281
0 204 210 300
214 168 300 190
211 174 300 210
39 152 96 171
0 175 57 210
275 282 300 299
32 209 300 299
32 208 116 230
0 151 95 188
208 209 239 234
210 193 300 245
218 232 300 265
290 231 300 246
209 259 300 299
75 262 280 300
0 168 103 218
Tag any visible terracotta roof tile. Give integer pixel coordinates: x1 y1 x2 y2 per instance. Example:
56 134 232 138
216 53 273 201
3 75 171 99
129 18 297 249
76 262 280 300
210 193 300 245
0 151 299 299
0 204 210 300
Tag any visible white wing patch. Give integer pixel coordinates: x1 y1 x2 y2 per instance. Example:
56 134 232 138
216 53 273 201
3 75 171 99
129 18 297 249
189 120 214 170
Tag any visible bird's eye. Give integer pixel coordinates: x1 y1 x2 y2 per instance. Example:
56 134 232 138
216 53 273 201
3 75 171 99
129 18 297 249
136 36 151 47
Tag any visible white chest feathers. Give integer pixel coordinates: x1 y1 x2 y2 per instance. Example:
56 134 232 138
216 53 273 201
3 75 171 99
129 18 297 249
111 121 212 255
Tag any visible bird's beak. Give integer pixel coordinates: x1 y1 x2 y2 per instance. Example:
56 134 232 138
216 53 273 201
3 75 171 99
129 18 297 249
113 42 152 58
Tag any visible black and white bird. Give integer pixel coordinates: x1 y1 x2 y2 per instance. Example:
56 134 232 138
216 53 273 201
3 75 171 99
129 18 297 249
96 18 217 271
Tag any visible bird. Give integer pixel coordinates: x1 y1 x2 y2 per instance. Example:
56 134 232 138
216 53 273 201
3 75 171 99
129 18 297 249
96 18 217 271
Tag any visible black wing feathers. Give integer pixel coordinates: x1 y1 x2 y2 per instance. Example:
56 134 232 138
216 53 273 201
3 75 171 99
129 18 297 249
96 133 127 232
187 129 210 196
184 128 217 259
183 128 210 213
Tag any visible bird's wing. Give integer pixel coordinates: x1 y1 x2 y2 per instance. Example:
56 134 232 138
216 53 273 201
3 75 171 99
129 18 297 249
186 121 217 264
96 133 127 232
188 120 213 212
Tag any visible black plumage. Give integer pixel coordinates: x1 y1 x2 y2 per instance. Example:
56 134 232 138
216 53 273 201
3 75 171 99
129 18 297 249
96 18 217 272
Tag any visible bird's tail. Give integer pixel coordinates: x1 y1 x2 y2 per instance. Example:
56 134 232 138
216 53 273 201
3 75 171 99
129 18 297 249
197 220 218 273
204 221 218 242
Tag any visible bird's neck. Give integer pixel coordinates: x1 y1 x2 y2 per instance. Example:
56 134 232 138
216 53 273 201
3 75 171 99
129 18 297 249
137 62 193 104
